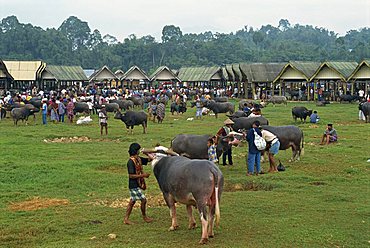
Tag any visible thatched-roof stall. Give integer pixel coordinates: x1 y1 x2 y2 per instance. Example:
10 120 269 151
177 66 225 88
3 60 46 91
239 63 286 99
310 61 358 100
41 65 88 91
121 66 150 89
273 61 321 100
347 59 370 95
150 66 181 87
0 60 14 95
89 65 118 88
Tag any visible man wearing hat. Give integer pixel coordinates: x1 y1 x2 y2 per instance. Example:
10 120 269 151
216 119 235 166
320 123 338 145
98 105 108 135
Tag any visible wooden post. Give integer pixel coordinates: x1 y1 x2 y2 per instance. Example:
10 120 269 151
279 80 282 96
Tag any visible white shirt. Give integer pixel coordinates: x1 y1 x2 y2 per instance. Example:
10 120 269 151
261 130 277 143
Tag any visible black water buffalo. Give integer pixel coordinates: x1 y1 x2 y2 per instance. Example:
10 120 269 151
232 116 269 132
203 100 234 118
110 99 133 110
127 96 144 109
11 104 39 125
340 94 359 103
171 134 229 159
261 125 304 161
73 102 89 115
361 102 370 123
151 154 223 244
214 97 228 102
170 102 187 115
28 98 42 108
114 111 148 133
238 99 253 110
266 96 287 106
292 106 313 123
95 103 120 113
227 110 249 119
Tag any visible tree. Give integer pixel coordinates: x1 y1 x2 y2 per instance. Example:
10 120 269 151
58 16 91 50
161 25 182 43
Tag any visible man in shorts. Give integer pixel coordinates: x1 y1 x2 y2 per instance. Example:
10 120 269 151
98 105 108 135
261 128 280 172
124 143 153 225
320 123 338 145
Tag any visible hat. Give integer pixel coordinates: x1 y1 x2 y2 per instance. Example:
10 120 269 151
224 119 234 125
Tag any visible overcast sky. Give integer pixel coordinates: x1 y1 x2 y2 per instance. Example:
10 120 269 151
1 0 369 41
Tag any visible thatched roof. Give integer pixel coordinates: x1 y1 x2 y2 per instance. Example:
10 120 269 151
44 65 88 81
114 69 125 78
348 59 370 80
0 60 14 80
232 64 242 81
225 64 235 81
311 61 358 81
121 66 150 81
177 66 224 82
240 63 286 83
3 60 45 81
89 65 118 82
150 66 181 82
273 61 321 83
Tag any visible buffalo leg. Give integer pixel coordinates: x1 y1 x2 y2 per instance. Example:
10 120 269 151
186 205 196 229
164 194 178 231
197 202 209 244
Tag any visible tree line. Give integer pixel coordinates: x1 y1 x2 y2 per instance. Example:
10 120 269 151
0 15 369 75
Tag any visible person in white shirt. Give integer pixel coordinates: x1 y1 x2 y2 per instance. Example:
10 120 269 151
98 106 108 135
261 129 280 172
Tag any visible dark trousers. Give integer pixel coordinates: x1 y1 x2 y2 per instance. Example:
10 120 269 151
222 147 233 165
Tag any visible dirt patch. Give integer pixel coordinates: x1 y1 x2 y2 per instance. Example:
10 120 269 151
9 197 69 211
309 124 319 128
224 182 274 192
310 181 327 186
94 194 167 208
44 136 91 143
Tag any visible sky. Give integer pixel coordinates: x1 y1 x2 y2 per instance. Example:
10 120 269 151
1 0 369 41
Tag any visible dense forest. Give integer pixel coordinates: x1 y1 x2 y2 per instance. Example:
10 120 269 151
0 15 369 74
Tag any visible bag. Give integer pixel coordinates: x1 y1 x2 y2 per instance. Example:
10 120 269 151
253 129 266 150
131 157 147 190
277 160 285 172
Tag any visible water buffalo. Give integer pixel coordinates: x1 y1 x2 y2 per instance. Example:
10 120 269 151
110 99 133 110
203 100 235 118
227 110 249 119
238 99 253 110
261 125 304 161
151 153 223 244
28 98 42 108
266 96 287 106
95 103 120 113
170 102 187 115
73 102 89 115
11 104 39 126
232 116 269 132
171 134 229 159
340 95 359 103
214 97 228 102
127 96 144 109
292 106 313 123
114 111 148 134
361 102 370 123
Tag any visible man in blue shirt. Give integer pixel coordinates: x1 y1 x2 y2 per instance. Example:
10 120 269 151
310 111 320 123
246 121 263 175
42 99 47 125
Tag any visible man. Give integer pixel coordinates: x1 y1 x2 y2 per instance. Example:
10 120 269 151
310 111 320 123
98 105 108 135
261 128 280 172
246 121 263 175
320 123 338 145
216 119 234 166
42 99 48 125
124 143 153 225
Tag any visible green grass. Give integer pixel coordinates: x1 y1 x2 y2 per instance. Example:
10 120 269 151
0 101 369 248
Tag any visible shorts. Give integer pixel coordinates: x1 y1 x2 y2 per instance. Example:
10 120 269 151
269 140 280 155
129 187 146 201
100 122 107 127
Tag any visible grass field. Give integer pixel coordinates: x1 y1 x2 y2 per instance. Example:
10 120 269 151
0 101 369 248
